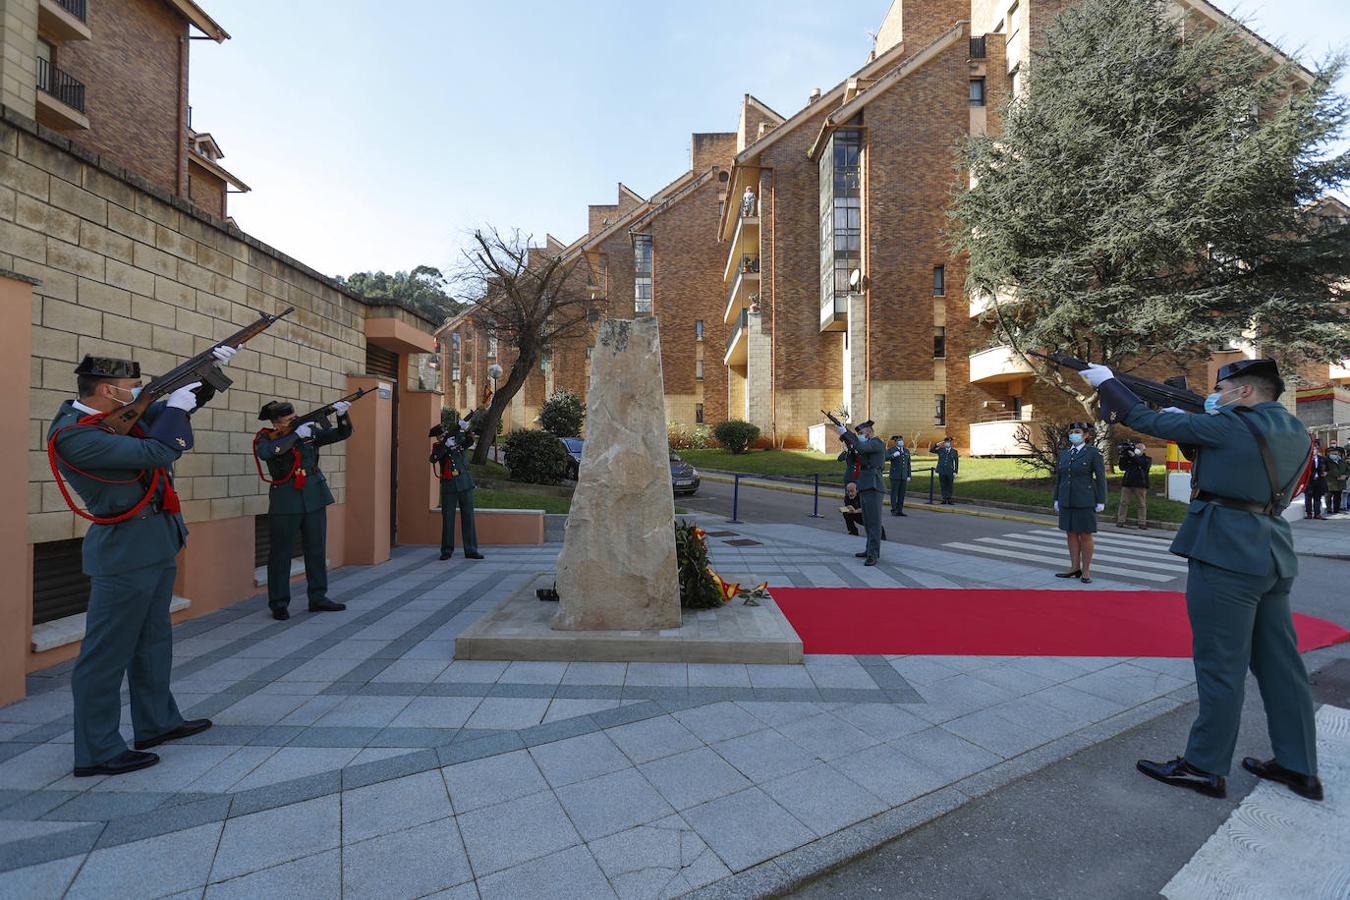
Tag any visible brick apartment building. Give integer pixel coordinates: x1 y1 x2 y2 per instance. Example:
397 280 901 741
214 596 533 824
0 0 446 704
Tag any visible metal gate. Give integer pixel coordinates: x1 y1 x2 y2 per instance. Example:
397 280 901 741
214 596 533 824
32 539 91 625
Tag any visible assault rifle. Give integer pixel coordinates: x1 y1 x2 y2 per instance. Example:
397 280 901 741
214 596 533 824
821 410 847 430
1029 352 1206 414
103 307 295 434
275 387 373 436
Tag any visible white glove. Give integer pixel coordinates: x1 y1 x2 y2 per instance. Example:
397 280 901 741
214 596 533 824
835 425 846 436
1094 503 1105 513
1160 406 1187 415
210 345 236 366
905 477 911 481
333 401 352 416
1080 364 1114 388
294 423 314 439
1053 501 1059 512
166 381 203 412
458 419 471 430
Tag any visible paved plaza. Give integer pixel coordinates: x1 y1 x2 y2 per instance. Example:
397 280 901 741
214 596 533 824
0 518 1223 899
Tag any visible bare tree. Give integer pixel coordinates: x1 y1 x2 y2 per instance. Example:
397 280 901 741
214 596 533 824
453 228 605 465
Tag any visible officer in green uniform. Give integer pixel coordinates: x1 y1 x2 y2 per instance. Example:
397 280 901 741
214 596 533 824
430 418 484 561
254 399 352 621
1052 422 1107 583
1324 445 1346 515
1082 358 1323 802
887 435 912 516
930 437 960 504
48 353 232 777
837 420 886 565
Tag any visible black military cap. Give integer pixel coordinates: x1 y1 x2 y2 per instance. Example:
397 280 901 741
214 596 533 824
258 400 294 421
74 355 139 378
1216 357 1280 384
428 424 445 438
1067 421 1092 431
855 420 875 432
891 435 902 441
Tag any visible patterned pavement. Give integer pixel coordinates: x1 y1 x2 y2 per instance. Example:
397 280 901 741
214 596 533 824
0 519 1207 899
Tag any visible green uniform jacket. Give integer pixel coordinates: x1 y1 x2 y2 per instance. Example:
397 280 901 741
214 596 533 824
254 415 352 515
1327 457 1349 492
1104 383 1307 578
840 434 886 493
931 445 960 475
887 447 912 480
431 431 476 493
48 399 190 576
1054 445 1107 508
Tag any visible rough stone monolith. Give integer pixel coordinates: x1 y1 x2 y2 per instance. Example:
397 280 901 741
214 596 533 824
553 318 680 631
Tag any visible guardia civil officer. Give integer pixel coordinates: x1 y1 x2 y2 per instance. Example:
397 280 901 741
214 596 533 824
430 418 484 561
888 435 912 516
836 419 886 565
254 399 352 620
48 351 233 776
1052 423 1107 584
929 437 960 504
1081 358 1323 801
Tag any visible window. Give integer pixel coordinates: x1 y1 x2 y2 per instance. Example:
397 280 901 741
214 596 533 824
540 351 551 371
933 326 946 359
633 233 653 315
695 359 704 381
486 334 497 358
934 394 947 426
819 127 863 316
695 403 705 424
933 265 945 296
969 78 985 107
695 319 704 341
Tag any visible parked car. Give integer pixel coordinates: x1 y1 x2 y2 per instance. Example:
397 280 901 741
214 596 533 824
560 437 583 481
670 451 700 496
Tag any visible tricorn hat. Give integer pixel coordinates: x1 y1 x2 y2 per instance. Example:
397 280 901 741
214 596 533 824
855 420 875 433
428 424 445 438
891 435 902 441
74 355 139 379
1068 421 1092 431
1216 357 1283 395
258 400 294 421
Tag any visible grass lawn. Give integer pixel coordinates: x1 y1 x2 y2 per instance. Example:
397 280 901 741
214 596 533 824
680 448 1189 524
474 488 571 515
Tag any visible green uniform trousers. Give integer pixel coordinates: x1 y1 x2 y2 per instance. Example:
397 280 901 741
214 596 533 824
72 562 184 768
440 487 478 556
1184 559 1318 777
889 477 906 513
267 507 329 612
861 489 883 560
938 472 954 501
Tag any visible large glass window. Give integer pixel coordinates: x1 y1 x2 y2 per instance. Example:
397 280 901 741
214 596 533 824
633 234 653 316
486 333 497 358
820 128 863 316
933 265 945 296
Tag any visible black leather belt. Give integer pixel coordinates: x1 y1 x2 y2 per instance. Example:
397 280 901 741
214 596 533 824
1193 490 1268 515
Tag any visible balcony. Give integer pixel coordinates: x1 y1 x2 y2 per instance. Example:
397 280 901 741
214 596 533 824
722 214 760 283
820 294 848 332
39 0 91 42
724 309 749 368
970 417 1046 457
35 58 89 131
969 345 1034 384
723 264 760 325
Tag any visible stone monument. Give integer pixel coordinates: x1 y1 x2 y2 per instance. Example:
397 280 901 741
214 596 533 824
553 318 681 630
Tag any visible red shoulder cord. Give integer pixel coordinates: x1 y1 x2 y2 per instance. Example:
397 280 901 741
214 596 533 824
46 413 181 524
430 443 459 482
253 429 306 489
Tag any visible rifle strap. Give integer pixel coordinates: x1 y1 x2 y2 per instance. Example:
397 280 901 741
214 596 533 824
47 414 180 524
253 430 306 489
1234 413 1310 516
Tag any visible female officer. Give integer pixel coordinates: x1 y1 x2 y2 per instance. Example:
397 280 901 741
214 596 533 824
1053 422 1107 583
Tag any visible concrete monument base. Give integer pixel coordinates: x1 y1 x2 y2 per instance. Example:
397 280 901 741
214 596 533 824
456 575 803 664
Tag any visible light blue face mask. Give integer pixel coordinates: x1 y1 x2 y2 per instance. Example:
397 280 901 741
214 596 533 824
1068 432 1084 445
1203 387 1242 416
111 385 142 403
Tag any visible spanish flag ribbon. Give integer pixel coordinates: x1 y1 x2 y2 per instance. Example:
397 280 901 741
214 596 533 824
707 566 740 603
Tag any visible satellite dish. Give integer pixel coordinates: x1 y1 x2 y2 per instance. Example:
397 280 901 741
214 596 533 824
849 269 862 290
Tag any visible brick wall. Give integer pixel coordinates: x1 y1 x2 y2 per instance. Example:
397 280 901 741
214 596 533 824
187 157 224 219
1 112 385 545
59 0 187 196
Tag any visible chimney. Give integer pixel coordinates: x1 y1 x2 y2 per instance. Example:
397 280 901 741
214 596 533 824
808 87 822 104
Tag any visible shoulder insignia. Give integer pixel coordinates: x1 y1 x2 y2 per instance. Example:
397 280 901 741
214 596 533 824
176 437 187 447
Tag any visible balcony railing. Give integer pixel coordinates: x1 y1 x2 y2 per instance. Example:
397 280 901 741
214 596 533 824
969 35 987 59
36 58 85 113
55 0 87 21
724 309 749 366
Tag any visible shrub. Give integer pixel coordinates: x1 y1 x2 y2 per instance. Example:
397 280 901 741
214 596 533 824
440 407 460 431
539 390 585 438
713 420 761 455
668 422 714 450
1014 420 1112 478
500 428 571 484
675 520 723 609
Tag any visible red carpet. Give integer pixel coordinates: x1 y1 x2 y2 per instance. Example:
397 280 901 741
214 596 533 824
770 588 1350 658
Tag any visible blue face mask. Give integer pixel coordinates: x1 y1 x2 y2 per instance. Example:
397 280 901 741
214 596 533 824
1068 433 1084 445
1203 388 1241 416
111 385 142 403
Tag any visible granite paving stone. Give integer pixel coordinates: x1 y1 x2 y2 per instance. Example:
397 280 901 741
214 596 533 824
455 790 581 877
775 712 880 762
760 763 888 837
228 747 360 792
605 716 703 765
64 822 221 899
554 767 675 840
387 696 482 729
210 795 340 882
711 728 818 783
341 770 452 844
624 663 689 687
314 696 417 730
588 814 732 899
542 699 620 723
0 855 83 900
342 817 472 899
528 732 631 789
638 746 752 811
476 843 617 900
463 697 550 730
371 660 452 683
687 664 751 688
501 661 570 685
203 849 340 900
561 662 628 686
670 701 763 744
747 665 815 690
831 742 953 806
442 748 549 813
900 727 1005 779
682 787 816 873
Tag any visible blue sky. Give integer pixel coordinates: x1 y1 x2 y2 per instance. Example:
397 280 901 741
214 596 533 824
189 1 1349 280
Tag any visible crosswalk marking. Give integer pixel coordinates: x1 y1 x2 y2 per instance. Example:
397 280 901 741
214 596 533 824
971 537 1189 573
1027 528 1173 550
942 542 1177 582
1007 533 1188 567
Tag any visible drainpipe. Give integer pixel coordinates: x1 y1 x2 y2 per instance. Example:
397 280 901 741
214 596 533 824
176 34 187 197
768 167 779 448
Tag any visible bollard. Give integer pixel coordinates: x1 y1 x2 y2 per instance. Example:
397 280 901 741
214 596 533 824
809 473 823 518
928 468 935 504
729 473 742 524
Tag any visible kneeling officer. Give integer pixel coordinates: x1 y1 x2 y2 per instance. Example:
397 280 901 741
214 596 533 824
254 399 353 620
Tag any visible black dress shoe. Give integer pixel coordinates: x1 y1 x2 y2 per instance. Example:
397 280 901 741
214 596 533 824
864 557 877 566
465 552 485 560
1242 757 1324 801
74 749 159 777
134 718 212 751
439 551 452 560
1054 570 1082 579
1080 576 1093 584
308 599 347 612
271 608 289 621
855 552 868 558
1136 756 1226 798
898 512 907 516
